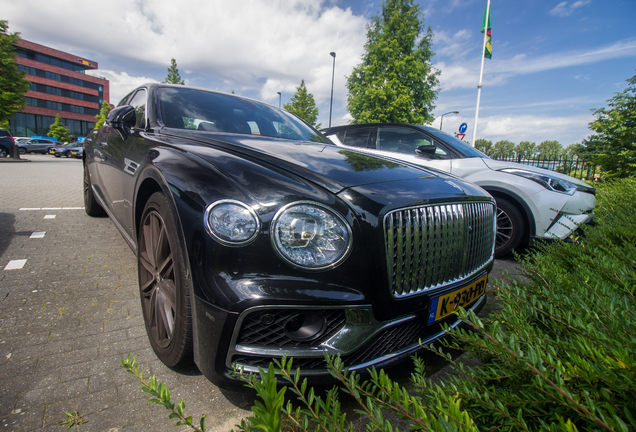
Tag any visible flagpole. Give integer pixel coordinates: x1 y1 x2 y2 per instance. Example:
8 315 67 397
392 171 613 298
471 0 490 147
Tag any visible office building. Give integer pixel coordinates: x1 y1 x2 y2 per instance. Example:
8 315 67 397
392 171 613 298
9 39 110 139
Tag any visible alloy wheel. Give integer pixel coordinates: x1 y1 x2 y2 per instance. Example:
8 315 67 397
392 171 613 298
138 210 177 349
495 207 514 251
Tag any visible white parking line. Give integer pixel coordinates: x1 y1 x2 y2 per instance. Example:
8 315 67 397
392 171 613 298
43 215 56 219
4 259 27 270
20 207 85 211
30 232 46 239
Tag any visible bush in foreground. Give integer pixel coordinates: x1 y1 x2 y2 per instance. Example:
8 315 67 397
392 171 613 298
123 179 636 432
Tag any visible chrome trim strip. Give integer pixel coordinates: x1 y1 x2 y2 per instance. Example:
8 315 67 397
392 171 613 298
231 294 486 376
225 304 415 370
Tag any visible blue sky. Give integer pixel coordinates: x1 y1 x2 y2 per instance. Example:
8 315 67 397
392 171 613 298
2 0 635 146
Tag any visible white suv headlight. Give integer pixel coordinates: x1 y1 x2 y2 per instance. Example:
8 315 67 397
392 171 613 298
271 202 352 270
205 200 260 246
500 168 578 195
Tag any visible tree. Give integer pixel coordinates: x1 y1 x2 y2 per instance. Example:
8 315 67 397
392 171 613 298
492 140 516 159
47 114 72 142
584 73 636 178
283 80 320 128
0 20 31 124
163 58 184 85
536 140 562 158
563 143 585 158
474 138 493 156
94 101 112 129
516 141 536 160
346 0 439 125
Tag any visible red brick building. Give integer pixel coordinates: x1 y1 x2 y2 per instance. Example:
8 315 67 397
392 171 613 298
9 39 110 139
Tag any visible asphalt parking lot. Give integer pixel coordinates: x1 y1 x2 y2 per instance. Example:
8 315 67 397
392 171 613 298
0 154 523 431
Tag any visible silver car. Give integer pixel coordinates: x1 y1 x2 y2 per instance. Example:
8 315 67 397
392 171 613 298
18 138 59 154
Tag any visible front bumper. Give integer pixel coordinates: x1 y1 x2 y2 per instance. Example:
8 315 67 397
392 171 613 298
191 274 488 389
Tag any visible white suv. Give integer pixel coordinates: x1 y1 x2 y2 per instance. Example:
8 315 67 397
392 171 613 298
322 123 596 257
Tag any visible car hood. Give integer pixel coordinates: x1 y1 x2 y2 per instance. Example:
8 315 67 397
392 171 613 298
480 158 590 188
177 132 465 195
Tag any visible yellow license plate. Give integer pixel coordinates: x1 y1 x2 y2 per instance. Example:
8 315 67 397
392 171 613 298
72 152 78 155
427 275 487 324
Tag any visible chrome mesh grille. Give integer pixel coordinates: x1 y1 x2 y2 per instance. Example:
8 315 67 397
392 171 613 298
385 201 495 297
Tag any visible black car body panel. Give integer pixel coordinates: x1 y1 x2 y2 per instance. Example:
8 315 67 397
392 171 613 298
84 84 496 388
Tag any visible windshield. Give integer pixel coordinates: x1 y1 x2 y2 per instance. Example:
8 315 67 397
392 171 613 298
159 87 329 144
423 128 489 158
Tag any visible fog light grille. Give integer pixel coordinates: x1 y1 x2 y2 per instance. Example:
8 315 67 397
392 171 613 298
237 309 346 347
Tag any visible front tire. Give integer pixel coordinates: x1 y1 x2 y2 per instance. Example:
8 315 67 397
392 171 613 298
138 192 193 368
18 147 26 154
83 162 106 217
494 197 525 258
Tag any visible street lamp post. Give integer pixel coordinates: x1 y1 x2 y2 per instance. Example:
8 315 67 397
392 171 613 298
277 92 281 108
439 111 459 131
329 52 336 128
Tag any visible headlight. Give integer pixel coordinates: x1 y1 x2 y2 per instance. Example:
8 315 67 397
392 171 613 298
271 202 352 270
500 168 578 195
205 200 260 246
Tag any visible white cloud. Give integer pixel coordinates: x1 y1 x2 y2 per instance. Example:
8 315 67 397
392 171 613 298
435 37 636 90
549 0 591 17
87 71 159 105
475 113 593 144
4 0 368 106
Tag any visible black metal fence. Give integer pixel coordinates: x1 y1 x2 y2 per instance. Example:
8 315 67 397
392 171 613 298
491 154 597 181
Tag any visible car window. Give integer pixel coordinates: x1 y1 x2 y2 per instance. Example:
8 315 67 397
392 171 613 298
128 89 147 129
339 128 371 148
376 127 449 158
159 87 328 143
424 128 488 158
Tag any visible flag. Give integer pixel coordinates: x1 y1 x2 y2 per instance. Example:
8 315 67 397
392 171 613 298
481 3 492 59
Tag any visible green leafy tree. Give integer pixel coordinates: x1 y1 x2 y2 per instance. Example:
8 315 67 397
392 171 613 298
283 80 320 128
536 140 562 158
0 20 31 124
516 141 536 160
474 138 493 156
163 58 184 85
47 114 72 142
563 143 585 158
346 0 439 125
584 73 636 178
94 101 112 129
492 140 516 159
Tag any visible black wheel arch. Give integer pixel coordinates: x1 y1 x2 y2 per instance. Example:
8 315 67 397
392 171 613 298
481 186 536 244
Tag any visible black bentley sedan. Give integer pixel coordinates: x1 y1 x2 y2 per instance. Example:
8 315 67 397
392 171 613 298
84 83 496 387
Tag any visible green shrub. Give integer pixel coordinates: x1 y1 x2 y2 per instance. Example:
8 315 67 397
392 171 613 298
124 179 636 432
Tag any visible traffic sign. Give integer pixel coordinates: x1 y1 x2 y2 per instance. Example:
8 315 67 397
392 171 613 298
457 133 466 141
459 123 468 134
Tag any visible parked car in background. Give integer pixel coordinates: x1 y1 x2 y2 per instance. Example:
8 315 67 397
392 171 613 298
14 137 31 144
84 83 497 388
0 128 14 157
321 123 596 257
18 138 59 154
52 142 83 158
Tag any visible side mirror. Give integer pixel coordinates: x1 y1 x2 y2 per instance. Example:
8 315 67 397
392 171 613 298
415 144 436 157
107 105 136 140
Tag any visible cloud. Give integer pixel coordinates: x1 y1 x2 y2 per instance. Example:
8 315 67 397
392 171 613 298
435 37 636 90
549 0 591 17
87 71 159 105
476 113 593 144
4 0 368 107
